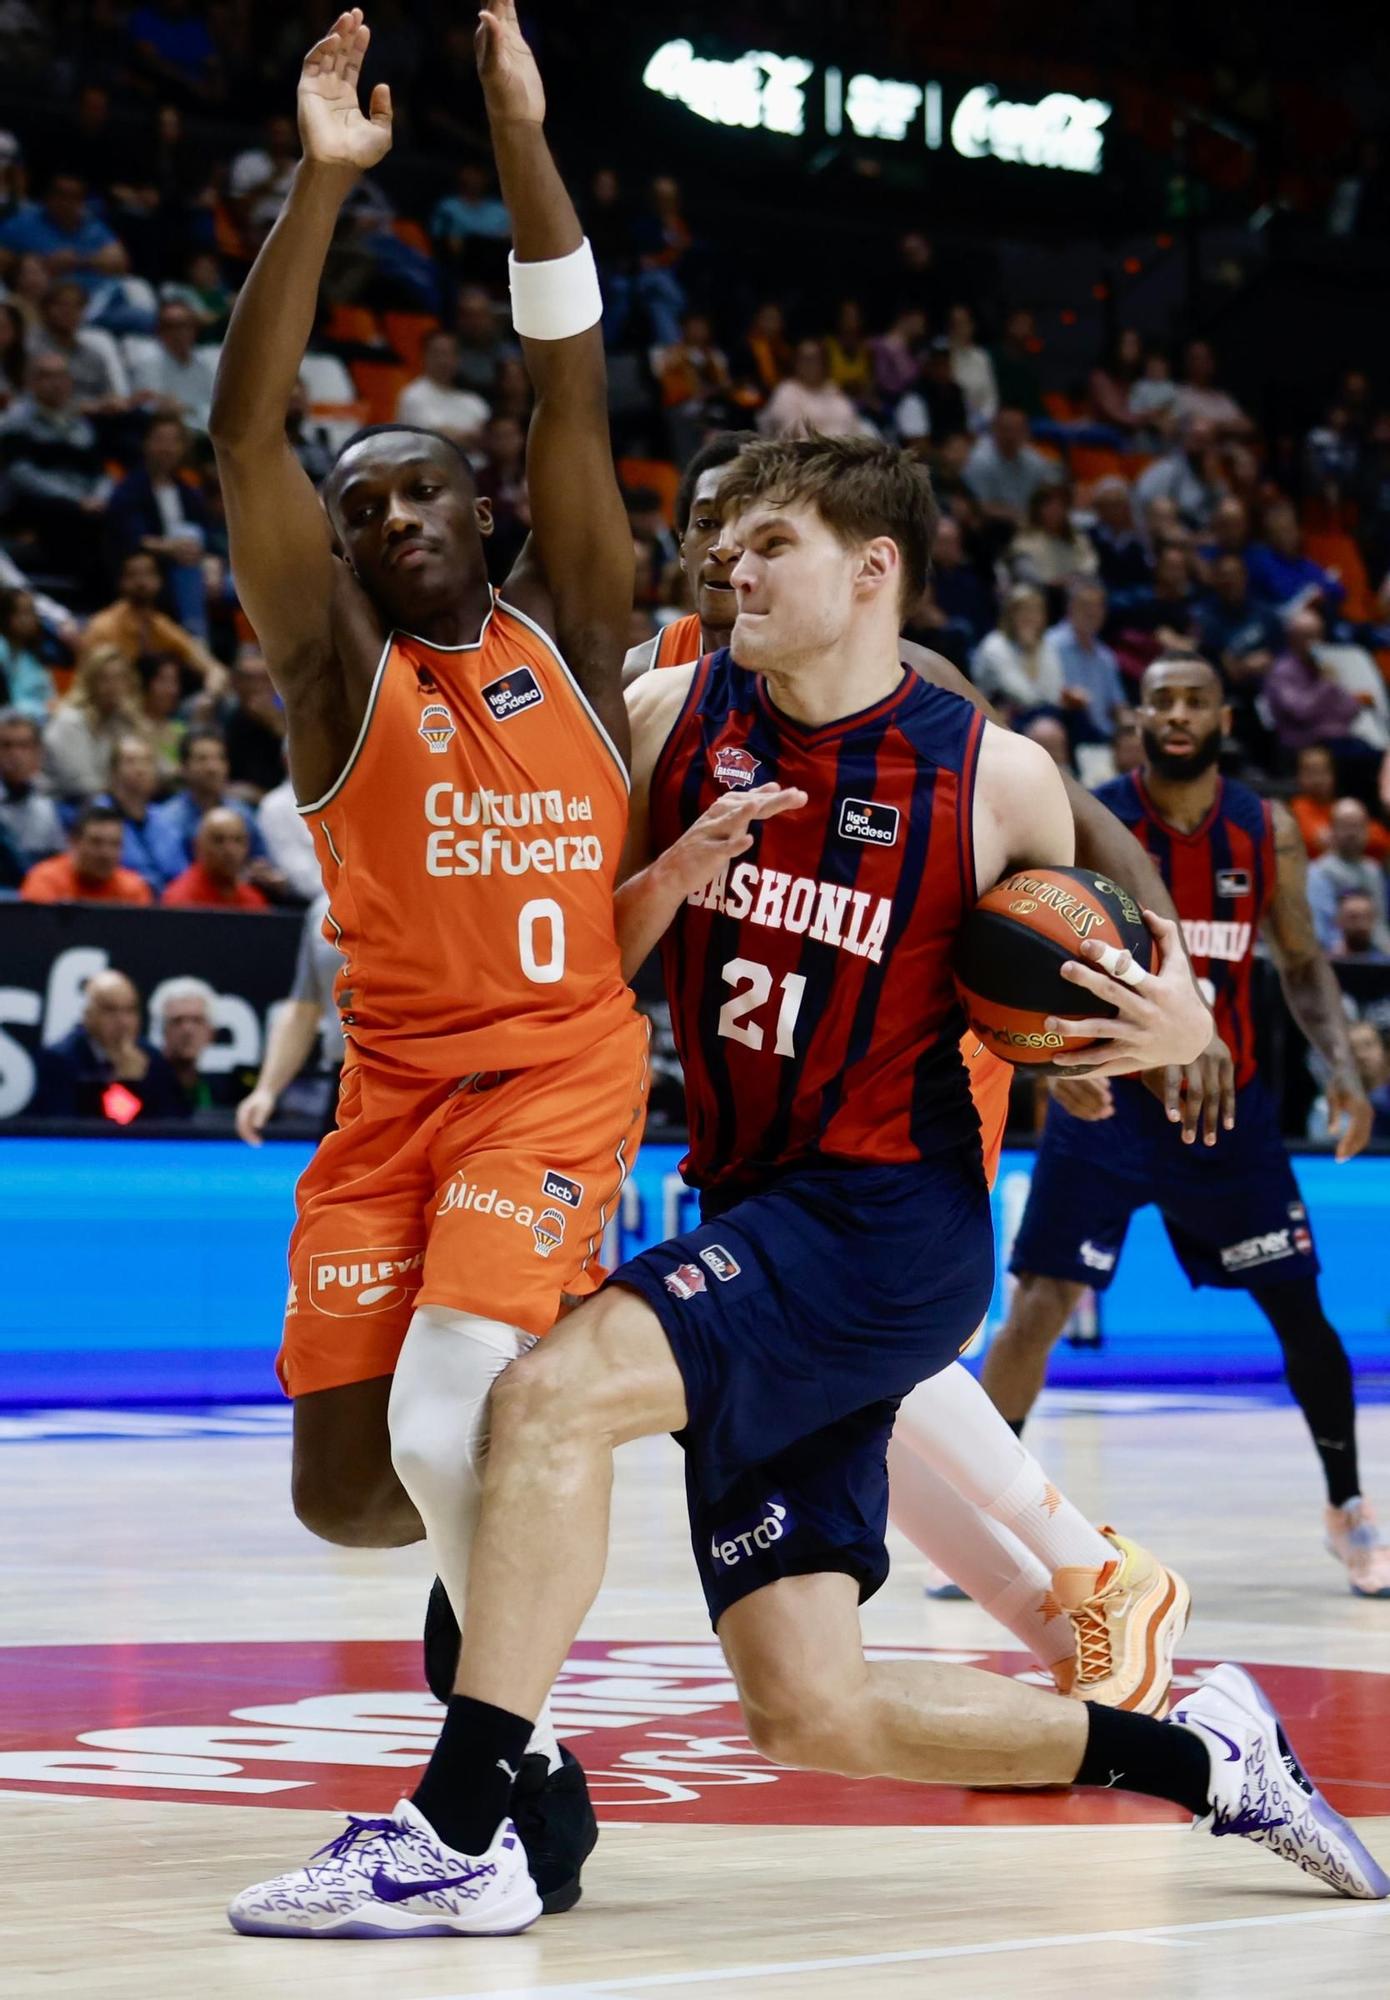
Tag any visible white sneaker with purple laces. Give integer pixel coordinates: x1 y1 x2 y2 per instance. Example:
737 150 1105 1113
1171 1663 1389 1900
227 1799 542 1938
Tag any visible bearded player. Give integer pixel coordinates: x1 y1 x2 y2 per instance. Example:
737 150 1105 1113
983 656 1390 1598
213 7 648 1926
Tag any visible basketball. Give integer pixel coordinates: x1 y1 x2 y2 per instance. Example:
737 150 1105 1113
954 867 1154 1067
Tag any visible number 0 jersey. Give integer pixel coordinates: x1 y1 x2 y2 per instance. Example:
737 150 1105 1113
299 592 637 1081
1092 772 1275 1089
652 649 986 1194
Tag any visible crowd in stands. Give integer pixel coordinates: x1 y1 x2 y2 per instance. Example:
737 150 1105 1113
5 2 1390 1130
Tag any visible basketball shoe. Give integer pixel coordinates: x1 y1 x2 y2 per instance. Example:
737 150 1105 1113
1324 1500 1390 1598
1172 1663 1389 1899
227 1799 542 1938
1051 1528 1189 1716
922 1558 969 1601
424 1576 599 1910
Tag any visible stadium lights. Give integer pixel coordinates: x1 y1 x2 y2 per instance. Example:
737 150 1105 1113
643 41 1111 176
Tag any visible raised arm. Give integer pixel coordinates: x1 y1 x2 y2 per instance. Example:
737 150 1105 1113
1264 802 1371 1162
478 2 633 754
210 11 391 692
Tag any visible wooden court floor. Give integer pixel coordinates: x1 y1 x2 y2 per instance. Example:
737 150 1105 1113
2 1390 1388 1999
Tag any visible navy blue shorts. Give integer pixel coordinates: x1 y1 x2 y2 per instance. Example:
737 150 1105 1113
1010 1075 1319 1293
610 1151 994 1628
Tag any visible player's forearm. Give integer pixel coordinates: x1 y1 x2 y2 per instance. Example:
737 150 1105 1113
488 118 582 266
210 162 354 449
614 857 687 980
1064 775 1181 928
256 999 323 1102
1279 954 1358 1081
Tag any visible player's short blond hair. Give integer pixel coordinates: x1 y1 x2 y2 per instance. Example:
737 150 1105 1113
715 434 939 613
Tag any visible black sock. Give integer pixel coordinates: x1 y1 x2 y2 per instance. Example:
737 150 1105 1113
411 1695 534 1855
1073 1702 1211 1816
1254 1279 1361 1508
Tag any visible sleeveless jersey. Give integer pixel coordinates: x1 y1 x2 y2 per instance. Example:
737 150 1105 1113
651 649 987 1194
1093 772 1275 1088
654 612 703 670
299 592 635 1080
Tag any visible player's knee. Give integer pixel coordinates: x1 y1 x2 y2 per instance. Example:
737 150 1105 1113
291 1460 421 1548
487 1335 600 1451
741 1689 869 1776
1007 1274 1082 1346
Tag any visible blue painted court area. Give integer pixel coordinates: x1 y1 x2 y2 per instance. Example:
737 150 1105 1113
2 1137 1388 1404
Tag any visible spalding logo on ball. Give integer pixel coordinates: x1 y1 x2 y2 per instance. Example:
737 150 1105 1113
954 866 1153 1067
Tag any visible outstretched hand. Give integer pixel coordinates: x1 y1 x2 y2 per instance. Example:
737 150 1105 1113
476 0 545 123
299 9 393 171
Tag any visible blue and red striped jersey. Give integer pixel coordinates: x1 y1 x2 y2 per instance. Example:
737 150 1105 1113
650 649 986 1194
1093 772 1275 1088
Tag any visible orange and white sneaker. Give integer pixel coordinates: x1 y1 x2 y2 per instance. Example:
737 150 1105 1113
1325 1500 1390 1598
1051 1528 1190 1716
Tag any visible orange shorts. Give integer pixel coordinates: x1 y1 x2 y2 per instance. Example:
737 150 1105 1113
962 1032 1012 1189
277 1010 651 1398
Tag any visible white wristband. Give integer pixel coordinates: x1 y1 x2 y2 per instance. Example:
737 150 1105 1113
508 237 603 341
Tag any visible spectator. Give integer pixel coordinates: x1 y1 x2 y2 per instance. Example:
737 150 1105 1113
0 297 27 410
825 300 875 409
0 586 54 718
1197 551 1283 686
877 230 945 328
1022 711 1074 771
257 748 323 905
0 351 110 586
1087 477 1152 597
628 175 690 348
737 302 792 401
1122 539 1203 658
991 308 1044 422
1201 495 1252 573
1246 499 1346 617
430 161 510 284
21 801 153 905
871 307 928 406
1172 339 1253 440
1139 492 1183 557
1006 482 1099 595
963 408 1061 529
923 514 994 655
126 295 217 432
1353 410 1390 582
92 732 182 891
83 549 223 688
236 890 346 1144
151 975 220 1112
1111 712 1143 775
757 339 872 441
1328 888 1390 965
3 251 51 338
451 285 516 401
1309 1020 1390 1140
30 278 130 416
487 354 531 427
1133 417 1224 528
147 727 268 870
161 804 270 909
971 583 1065 714
1291 743 1390 861
395 329 489 446
285 376 335 486
1047 580 1126 738
126 1 224 107
161 249 232 341
221 645 286 800
1307 800 1390 951
652 311 732 462
30 968 184 1121
103 415 213 639
228 113 299 237
137 650 198 776
0 171 129 294
1088 328 1146 435
1266 608 1367 756
945 304 998 431
895 338 968 444
0 706 62 865
43 646 145 801
473 412 529 576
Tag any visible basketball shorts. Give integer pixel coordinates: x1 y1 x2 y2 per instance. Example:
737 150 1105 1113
277 1011 650 1398
611 1150 995 1627
1010 1074 1319 1294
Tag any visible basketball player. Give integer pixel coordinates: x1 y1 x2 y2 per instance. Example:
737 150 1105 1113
983 655 1390 1597
214 7 647 1925
620 429 1214 1699
231 439 1386 1935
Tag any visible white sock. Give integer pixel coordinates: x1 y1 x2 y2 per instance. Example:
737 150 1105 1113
886 1434 1073 1673
896 1365 1113 1576
389 1305 562 1772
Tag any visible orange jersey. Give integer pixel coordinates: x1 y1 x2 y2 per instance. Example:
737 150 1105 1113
964 1035 1011 1187
300 592 637 1080
653 612 703 668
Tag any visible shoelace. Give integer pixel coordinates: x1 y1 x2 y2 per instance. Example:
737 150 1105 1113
1211 1801 1287 1838
1072 1597 1114 1684
313 1815 415 1863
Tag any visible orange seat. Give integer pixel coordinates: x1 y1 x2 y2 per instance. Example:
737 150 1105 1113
349 360 414 425
1068 445 1129 487
324 303 384 348
1044 391 1083 423
383 311 441 372
392 218 432 258
616 456 681 526
50 665 74 699
1304 531 1375 622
